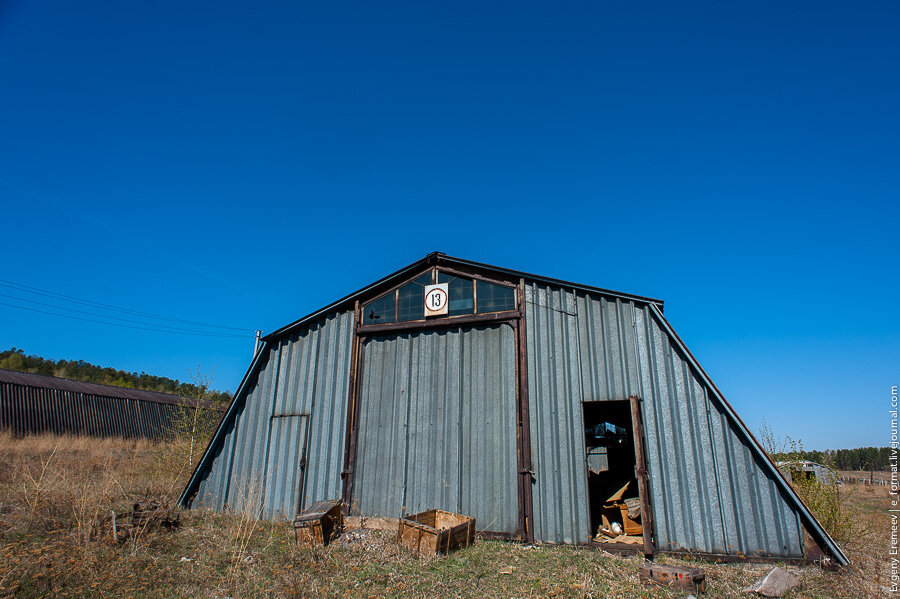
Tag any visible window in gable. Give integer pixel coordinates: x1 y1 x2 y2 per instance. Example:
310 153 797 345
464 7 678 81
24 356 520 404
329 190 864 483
476 279 516 313
362 293 396 325
397 273 434 322
360 269 517 326
437 272 474 316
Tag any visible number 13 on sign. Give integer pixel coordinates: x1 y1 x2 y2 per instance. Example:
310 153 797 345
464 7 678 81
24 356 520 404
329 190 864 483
424 283 449 316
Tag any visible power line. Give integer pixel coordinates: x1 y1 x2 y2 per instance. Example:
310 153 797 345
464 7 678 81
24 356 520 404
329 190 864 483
0 279 255 332
0 300 251 338
0 291 253 336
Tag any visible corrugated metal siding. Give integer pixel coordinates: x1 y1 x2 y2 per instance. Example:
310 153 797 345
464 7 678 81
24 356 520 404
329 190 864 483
193 310 353 518
0 380 185 439
353 324 518 533
524 284 587 545
636 305 803 557
263 415 309 519
525 281 804 557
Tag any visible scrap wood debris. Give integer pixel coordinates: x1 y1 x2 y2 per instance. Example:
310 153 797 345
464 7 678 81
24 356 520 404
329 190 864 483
594 481 644 543
131 499 180 529
110 497 180 542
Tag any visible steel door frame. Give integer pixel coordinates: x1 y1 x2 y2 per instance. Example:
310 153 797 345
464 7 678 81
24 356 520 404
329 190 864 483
581 395 655 556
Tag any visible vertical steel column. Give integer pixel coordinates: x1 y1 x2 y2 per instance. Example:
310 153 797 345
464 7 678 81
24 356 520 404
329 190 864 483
516 278 535 542
341 300 363 515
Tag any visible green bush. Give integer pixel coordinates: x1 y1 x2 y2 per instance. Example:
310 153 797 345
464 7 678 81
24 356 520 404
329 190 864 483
760 420 849 543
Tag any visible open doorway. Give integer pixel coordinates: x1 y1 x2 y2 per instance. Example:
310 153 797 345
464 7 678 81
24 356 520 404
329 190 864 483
583 398 652 554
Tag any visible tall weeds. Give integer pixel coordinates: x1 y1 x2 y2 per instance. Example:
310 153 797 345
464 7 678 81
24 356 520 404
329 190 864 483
0 430 883 598
0 432 177 596
0 433 160 536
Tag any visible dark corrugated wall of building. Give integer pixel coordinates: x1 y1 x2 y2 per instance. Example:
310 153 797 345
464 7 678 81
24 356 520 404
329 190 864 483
192 310 353 518
352 324 519 534
525 282 804 558
0 381 184 439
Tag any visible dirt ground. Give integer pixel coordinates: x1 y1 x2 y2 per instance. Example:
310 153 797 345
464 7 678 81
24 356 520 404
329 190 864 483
0 433 891 598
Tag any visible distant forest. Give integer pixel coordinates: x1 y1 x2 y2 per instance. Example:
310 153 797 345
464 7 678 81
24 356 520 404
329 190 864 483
771 447 892 471
0 348 233 406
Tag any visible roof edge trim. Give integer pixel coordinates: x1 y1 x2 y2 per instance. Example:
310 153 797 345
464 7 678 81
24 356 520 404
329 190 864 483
436 254 664 306
178 340 270 507
263 253 438 341
264 252 664 343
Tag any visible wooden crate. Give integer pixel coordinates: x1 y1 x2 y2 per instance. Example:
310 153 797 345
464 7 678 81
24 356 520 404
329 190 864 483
397 509 475 556
600 504 642 536
600 481 642 536
639 563 706 593
293 499 343 547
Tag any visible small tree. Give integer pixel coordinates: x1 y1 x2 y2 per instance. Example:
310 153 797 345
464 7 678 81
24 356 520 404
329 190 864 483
158 367 222 492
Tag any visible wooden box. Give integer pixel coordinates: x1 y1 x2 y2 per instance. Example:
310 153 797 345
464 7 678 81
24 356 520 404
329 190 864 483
600 505 642 536
600 481 642 536
293 499 343 547
639 563 706 593
397 509 475 556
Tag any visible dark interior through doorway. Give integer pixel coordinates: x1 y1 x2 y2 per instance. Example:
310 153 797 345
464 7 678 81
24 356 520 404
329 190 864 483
583 400 642 541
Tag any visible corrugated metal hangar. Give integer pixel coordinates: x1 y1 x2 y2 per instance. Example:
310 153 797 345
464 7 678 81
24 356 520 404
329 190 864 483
0 369 199 439
180 253 847 564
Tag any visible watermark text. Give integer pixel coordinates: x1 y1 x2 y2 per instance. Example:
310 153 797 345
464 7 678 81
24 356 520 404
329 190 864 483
890 385 898 591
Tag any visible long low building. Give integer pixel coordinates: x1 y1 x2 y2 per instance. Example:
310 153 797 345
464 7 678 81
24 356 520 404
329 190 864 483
0 368 210 439
180 252 848 565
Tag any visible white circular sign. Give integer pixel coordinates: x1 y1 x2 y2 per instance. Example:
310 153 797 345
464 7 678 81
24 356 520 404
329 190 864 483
424 283 450 316
426 287 447 310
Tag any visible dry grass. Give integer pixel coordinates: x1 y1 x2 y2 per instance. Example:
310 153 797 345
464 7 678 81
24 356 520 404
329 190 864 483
0 433 890 598
839 470 890 485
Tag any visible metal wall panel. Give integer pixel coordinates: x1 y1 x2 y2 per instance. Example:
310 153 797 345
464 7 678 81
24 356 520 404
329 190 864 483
523 283 587 545
353 324 518 533
263 415 309 519
192 310 353 518
525 282 805 558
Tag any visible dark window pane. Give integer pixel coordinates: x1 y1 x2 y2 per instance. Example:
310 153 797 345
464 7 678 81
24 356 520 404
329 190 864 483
397 272 432 322
437 272 474 316
362 292 396 324
476 280 516 313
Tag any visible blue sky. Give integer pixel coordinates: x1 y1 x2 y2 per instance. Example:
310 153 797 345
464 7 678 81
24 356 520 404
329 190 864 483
1 1 896 450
